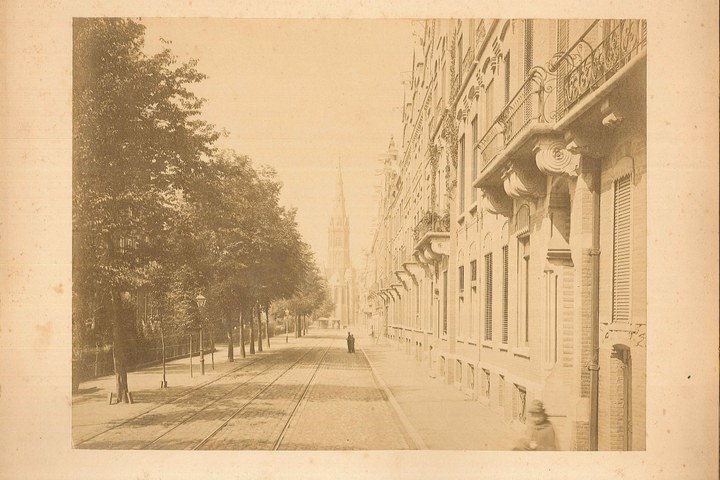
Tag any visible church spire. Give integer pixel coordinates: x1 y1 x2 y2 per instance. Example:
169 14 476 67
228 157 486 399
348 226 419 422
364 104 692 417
332 158 347 223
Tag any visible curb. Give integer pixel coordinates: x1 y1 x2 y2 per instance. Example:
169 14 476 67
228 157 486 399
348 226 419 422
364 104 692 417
361 346 428 450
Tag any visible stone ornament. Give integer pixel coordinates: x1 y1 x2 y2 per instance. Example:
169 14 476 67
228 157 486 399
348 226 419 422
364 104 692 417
480 186 512 217
502 163 546 199
534 137 580 177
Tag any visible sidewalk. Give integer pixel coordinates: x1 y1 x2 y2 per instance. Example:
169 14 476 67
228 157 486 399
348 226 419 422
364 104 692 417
361 335 519 450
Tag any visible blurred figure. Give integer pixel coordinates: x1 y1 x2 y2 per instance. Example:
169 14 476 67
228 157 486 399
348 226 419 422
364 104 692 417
513 400 558 451
346 332 352 353
349 333 355 353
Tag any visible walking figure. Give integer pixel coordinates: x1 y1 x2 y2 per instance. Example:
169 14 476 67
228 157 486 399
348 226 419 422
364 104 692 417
346 332 352 353
350 334 355 353
513 400 559 450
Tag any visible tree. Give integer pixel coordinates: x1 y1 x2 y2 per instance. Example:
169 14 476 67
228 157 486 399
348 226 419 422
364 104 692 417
73 18 218 402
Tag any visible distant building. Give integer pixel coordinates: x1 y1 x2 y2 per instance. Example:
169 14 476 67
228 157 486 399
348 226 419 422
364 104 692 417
326 161 356 329
364 19 646 451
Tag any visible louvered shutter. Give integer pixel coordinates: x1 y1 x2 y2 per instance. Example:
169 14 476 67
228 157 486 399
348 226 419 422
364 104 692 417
612 175 632 323
502 245 509 344
485 253 493 341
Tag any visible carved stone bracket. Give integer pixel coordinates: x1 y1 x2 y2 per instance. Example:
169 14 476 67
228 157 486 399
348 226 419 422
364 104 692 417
480 186 513 217
502 162 546 199
394 270 411 290
389 284 403 299
534 136 580 177
563 129 608 159
402 261 427 284
414 232 451 265
380 288 396 301
376 290 390 302
600 98 625 130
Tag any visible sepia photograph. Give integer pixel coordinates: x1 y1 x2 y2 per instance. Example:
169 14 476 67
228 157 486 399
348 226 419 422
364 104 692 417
71 17 647 453
2 1 718 479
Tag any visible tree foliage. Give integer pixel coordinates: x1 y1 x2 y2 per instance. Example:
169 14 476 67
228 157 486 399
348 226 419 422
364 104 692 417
72 18 329 398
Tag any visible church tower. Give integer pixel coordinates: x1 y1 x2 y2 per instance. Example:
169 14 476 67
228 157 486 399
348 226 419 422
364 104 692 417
326 160 354 329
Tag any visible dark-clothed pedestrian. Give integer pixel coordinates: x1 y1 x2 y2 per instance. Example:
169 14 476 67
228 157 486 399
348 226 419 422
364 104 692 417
350 334 355 353
346 332 352 353
513 400 558 450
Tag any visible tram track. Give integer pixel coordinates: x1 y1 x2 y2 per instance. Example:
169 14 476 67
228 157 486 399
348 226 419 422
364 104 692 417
192 344 331 450
75 342 317 448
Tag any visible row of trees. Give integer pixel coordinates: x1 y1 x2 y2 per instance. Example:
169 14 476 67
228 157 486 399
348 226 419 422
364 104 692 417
72 18 332 402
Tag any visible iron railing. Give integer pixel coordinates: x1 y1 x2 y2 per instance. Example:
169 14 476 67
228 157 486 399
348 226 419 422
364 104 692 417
476 67 551 171
550 19 647 120
413 210 450 243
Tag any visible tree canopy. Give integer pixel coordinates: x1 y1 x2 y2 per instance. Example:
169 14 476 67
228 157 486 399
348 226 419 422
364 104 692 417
72 18 332 399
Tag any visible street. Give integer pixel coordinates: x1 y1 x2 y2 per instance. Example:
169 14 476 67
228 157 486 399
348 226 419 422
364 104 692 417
74 330 414 450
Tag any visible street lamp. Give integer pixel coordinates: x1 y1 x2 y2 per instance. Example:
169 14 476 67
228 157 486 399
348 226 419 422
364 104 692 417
156 318 168 389
196 294 207 375
285 309 289 343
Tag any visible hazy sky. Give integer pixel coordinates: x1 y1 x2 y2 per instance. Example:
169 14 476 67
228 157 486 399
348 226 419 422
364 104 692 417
140 19 417 271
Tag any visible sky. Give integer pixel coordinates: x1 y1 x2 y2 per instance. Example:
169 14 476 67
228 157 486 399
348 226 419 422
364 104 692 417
140 19 418 271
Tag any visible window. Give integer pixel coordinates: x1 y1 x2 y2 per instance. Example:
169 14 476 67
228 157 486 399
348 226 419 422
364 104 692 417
442 270 448 335
514 385 527 423
470 260 477 339
518 236 530 345
471 116 478 203
458 265 465 337
485 79 495 128
484 253 493 341
430 280 434 333
482 369 491 398
502 245 509 344
457 35 463 80
504 52 511 105
459 135 466 211
612 175 632 323
415 280 421 329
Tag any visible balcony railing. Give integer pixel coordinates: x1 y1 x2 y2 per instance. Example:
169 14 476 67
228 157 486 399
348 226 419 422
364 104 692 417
413 210 450 243
476 67 551 171
550 19 647 120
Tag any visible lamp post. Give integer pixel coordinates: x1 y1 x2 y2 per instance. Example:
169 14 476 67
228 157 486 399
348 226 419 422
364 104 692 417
158 319 168 388
285 309 289 343
196 294 207 376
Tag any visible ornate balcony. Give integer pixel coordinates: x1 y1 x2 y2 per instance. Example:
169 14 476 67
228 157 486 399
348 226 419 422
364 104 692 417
475 67 553 174
413 211 451 266
550 19 647 121
412 210 450 243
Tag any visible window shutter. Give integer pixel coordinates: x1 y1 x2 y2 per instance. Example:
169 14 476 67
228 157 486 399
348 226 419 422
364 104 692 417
502 245 509 343
612 175 632 323
485 253 493 341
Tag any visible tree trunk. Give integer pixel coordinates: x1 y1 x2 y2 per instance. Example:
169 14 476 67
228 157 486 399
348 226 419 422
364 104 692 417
110 290 130 404
225 311 234 362
248 305 255 354
239 309 246 358
265 304 271 349
256 304 263 353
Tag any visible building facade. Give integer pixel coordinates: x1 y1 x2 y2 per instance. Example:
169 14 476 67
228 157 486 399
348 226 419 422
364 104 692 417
365 19 646 450
327 161 356 329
